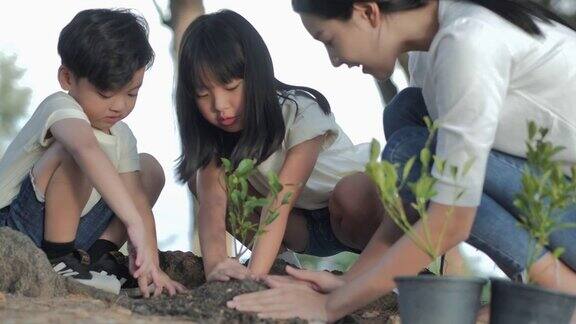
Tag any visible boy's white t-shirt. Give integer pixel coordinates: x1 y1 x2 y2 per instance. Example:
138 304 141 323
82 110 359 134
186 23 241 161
248 91 370 210
0 91 140 216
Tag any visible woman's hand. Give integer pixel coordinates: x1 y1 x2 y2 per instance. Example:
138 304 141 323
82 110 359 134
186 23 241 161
264 265 345 293
227 283 332 322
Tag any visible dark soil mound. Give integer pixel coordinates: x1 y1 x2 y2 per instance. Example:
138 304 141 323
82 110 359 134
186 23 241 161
0 227 397 323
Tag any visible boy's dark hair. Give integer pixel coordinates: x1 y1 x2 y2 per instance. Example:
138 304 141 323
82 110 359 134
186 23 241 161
58 8 155 91
176 9 331 183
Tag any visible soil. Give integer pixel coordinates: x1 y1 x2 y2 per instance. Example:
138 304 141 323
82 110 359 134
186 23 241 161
0 228 399 323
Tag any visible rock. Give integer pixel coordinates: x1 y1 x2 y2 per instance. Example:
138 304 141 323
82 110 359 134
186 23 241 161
0 228 67 297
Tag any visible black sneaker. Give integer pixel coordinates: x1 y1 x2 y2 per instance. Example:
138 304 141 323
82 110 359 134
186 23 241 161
89 251 139 289
50 249 121 294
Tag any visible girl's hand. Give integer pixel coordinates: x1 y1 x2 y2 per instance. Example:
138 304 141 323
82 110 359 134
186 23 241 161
227 284 331 321
264 265 345 293
207 258 256 282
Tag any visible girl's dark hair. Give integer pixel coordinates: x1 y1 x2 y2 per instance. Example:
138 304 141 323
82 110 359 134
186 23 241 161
176 9 331 183
58 9 154 91
292 0 576 36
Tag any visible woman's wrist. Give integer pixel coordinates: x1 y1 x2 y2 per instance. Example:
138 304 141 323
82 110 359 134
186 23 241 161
325 291 346 323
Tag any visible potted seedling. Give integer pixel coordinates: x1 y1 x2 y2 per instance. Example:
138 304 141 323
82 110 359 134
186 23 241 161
490 121 576 324
221 158 292 260
366 117 486 324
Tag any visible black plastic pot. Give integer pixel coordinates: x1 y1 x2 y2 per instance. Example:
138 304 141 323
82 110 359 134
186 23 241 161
490 277 576 324
395 275 487 324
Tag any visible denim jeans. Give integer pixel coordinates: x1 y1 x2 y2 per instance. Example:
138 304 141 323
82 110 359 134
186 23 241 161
0 174 115 250
382 87 576 278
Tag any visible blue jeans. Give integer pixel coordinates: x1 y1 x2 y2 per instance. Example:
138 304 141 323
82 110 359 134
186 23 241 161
383 87 576 278
0 174 115 250
300 207 361 257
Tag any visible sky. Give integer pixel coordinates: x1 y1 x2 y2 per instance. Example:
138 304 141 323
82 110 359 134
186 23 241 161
0 0 402 251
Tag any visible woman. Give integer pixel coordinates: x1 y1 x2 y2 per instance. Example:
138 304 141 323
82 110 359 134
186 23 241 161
227 0 576 321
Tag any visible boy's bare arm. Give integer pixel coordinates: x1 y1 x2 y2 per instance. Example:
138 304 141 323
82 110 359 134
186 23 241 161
119 171 158 253
50 119 142 228
120 170 186 295
49 118 157 296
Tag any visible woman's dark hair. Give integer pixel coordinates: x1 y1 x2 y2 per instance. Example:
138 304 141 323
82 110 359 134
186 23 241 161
292 0 576 36
176 9 331 183
58 8 154 91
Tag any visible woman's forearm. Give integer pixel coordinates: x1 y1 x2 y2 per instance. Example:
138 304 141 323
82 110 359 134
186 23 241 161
326 204 476 321
343 221 393 282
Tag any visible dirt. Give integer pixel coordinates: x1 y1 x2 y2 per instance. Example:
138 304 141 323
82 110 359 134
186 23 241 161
0 228 398 323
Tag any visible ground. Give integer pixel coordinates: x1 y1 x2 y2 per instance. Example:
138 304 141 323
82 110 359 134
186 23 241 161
0 228 398 323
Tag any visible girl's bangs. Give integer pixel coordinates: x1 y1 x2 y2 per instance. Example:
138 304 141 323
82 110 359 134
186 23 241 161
191 34 245 89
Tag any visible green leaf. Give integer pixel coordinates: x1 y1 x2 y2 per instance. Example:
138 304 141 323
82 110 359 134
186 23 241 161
370 139 381 161
230 191 241 207
402 156 416 182
528 121 537 140
236 159 255 177
265 211 280 225
268 172 283 194
552 247 565 259
420 148 431 169
433 157 446 175
245 197 270 210
281 192 293 205
221 158 232 173
450 165 458 180
462 157 476 176
423 116 432 130
240 178 248 200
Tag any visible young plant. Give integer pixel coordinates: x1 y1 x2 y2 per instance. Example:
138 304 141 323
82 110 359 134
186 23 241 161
513 121 576 283
221 158 292 260
366 117 474 267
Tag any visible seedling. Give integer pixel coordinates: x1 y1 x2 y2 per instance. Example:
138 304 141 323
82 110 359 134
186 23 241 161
366 117 474 265
221 158 292 260
514 121 576 283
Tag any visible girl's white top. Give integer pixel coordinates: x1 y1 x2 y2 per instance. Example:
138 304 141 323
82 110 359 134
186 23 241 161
409 0 576 207
248 90 369 210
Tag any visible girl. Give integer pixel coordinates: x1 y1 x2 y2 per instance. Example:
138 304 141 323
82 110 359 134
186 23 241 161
228 0 576 321
176 10 383 280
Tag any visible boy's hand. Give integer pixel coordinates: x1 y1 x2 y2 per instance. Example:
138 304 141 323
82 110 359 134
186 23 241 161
207 258 256 282
126 224 186 297
129 238 186 298
135 266 187 298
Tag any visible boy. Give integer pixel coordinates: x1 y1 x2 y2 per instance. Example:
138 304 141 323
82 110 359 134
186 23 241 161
0 9 184 297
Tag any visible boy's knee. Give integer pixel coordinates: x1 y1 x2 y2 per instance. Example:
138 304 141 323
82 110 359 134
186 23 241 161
52 142 78 168
139 153 165 190
36 142 83 180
